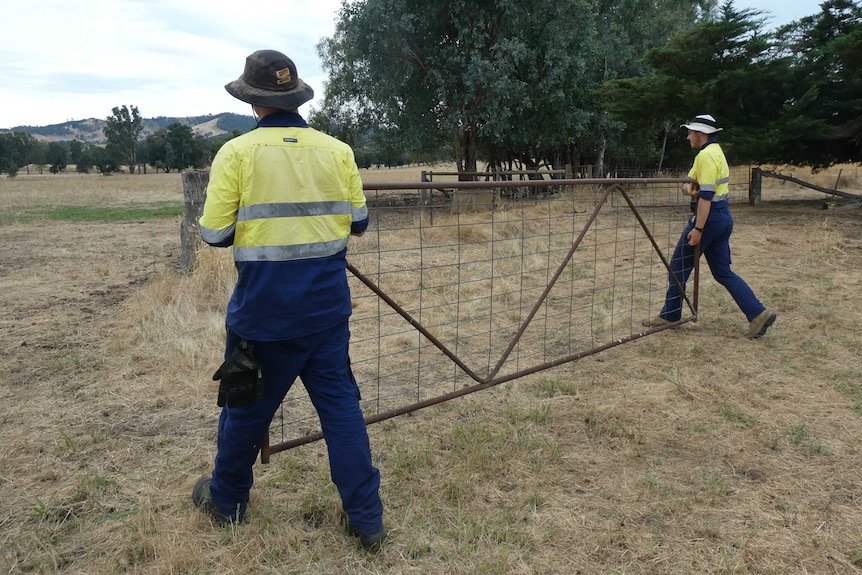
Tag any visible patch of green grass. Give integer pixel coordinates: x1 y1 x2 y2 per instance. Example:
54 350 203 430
0 202 184 224
799 339 829 359
720 400 758 428
77 471 117 500
60 431 77 452
836 385 862 415
388 440 437 483
640 472 674 497
766 284 793 305
779 425 832 456
504 402 553 425
692 468 732 497
664 367 694 398
263 458 311 487
689 343 708 357
807 300 837 321
830 369 862 415
582 406 636 441
527 377 578 398
771 497 801 526
569 262 592 279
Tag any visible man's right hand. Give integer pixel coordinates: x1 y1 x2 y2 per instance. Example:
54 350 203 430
682 181 700 197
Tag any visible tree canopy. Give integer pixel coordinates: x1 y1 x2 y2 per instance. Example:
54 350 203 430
145 123 210 172
103 105 144 173
0 131 38 176
317 0 860 171
601 0 861 168
318 0 711 175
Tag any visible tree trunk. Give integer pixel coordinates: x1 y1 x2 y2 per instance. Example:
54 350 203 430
596 139 606 178
658 123 669 171
455 123 478 180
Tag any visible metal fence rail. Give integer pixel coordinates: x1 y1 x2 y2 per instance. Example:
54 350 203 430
261 178 700 460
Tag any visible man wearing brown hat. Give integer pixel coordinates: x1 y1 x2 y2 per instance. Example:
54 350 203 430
643 114 777 338
193 49 386 550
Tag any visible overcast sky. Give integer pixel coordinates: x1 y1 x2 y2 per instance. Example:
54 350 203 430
0 0 826 130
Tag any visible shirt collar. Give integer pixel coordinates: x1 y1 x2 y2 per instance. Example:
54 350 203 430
700 135 719 151
257 111 308 128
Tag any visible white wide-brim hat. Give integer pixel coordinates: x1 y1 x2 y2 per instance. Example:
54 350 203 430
680 114 723 134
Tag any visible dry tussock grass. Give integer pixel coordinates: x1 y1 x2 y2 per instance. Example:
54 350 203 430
755 164 861 201
1 172 183 207
1 167 862 574
360 162 458 184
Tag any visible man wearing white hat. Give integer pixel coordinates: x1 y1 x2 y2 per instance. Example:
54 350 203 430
643 114 777 338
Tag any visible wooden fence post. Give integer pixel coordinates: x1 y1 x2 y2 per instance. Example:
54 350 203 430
420 170 429 206
180 170 209 274
749 167 762 205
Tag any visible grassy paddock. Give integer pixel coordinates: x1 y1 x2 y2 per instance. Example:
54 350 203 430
1 165 862 574
0 203 183 224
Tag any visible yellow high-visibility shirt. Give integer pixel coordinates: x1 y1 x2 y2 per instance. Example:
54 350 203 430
199 112 368 340
688 141 730 203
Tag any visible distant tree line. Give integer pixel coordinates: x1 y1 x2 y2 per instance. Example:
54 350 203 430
0 105 243 177
0 131 76 177
315 0 861 174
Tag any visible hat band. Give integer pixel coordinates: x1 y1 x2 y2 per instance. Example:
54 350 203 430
690 116 718 128
245 75 297 92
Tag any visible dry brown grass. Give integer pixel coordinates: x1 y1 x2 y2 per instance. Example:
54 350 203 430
755 164 862 201
359 162 458 184
0 172 184 207
2 167 862 574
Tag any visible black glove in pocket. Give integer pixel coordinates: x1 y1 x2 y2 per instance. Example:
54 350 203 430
212 340 265 408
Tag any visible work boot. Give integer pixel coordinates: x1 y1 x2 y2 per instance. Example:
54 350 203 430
192 476 244 526
342 514 387 550
641 316 672 328
746 310 777 338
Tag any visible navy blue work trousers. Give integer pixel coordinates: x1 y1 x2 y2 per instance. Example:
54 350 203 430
209 320 384 534
660 205 765 322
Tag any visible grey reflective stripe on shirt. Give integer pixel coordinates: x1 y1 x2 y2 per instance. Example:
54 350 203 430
700 177 729 196
710 177 730 202
200 223 236 244
352 204 368 222
233 237 350 262
237 201 351 221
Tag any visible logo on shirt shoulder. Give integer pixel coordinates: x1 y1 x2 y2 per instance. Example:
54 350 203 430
283 138 298 143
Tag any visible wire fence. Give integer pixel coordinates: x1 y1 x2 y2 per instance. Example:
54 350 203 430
262 177 703 459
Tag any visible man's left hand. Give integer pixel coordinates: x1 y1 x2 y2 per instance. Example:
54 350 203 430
687 228 702 246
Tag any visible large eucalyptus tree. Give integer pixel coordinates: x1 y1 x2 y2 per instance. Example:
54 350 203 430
317 0 705 174
103 105 143 174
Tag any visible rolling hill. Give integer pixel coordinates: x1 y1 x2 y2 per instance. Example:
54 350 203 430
1 113 256 144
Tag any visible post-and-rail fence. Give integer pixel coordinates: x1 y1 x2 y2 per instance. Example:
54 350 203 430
181 171 731 462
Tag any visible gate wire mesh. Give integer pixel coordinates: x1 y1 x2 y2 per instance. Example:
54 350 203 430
262 178 700 459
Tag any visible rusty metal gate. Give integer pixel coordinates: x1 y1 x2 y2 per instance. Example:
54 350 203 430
260 177 699 461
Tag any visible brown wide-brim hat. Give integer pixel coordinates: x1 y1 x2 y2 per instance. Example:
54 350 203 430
225 50 314 110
